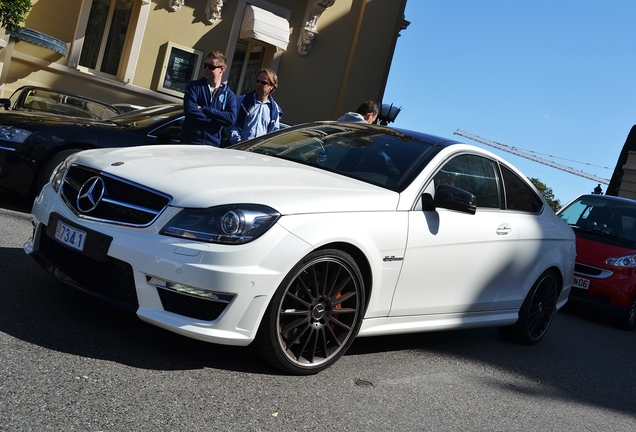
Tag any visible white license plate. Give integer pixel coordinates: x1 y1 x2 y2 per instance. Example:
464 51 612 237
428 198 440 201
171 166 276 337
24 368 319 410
572 276 590 290
55 220 87 252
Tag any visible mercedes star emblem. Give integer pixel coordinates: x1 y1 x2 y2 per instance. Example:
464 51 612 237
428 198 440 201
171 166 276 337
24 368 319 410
76 176 106 213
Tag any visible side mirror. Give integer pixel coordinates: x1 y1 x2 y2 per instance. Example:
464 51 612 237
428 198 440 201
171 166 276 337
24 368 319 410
422 184 476 215
0 98 11 110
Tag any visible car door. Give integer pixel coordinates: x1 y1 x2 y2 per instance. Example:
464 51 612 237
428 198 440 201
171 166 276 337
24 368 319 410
489 164 551 309
390 153 519 316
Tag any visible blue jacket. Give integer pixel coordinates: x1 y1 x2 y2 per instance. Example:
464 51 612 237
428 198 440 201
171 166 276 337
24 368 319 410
181 77 237 146
227 91 282 144
236 91 282 133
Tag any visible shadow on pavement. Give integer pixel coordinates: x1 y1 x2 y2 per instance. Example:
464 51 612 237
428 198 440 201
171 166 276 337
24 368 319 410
348 306 636 416
0 246 275 375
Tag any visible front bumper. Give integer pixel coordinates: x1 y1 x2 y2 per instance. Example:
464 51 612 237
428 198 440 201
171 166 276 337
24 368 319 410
25 184 312 346
568 287 630 317
570 261 636 315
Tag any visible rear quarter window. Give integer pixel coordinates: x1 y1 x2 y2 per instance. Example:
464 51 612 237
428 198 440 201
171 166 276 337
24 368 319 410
501 165 543 213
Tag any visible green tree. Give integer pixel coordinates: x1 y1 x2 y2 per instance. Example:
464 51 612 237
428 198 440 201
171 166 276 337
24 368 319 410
0 0 32 32
529 177 561 212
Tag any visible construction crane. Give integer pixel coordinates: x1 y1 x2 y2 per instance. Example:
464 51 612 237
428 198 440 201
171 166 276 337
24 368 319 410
454 129 610 185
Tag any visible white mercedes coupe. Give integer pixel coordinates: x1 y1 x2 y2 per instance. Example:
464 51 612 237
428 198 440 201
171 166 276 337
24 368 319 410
25 122 575 374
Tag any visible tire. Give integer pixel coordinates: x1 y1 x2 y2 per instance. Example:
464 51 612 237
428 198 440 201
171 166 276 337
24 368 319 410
255 249 365 375
33 148 82 196
618 295 636 331
499 270 559 345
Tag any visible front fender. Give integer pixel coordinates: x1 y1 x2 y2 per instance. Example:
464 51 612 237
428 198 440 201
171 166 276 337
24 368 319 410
277 211 408 317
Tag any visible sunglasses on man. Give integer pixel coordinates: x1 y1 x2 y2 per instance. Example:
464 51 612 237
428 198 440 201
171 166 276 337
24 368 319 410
203 63 224 70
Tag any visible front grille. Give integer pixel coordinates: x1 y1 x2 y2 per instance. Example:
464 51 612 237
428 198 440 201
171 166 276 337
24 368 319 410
575 263 602 276
38 232 139 310
61 165 171 227
575 263 610 277
157 288 229 321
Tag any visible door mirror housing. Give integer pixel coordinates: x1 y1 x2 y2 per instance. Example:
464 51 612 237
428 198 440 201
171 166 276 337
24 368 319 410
422 184 476 215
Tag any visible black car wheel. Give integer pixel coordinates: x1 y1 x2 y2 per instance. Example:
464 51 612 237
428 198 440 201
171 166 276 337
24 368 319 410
618 295 636 331
34 148 81 196
255 249 365 375
499 270 559 345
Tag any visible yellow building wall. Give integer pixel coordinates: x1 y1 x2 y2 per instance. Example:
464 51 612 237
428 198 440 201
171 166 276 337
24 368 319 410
134 0 237 92
2 0 81 93
274 0 407 124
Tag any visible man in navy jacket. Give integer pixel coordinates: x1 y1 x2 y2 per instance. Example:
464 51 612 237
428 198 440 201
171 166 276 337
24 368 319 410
181 51 237 146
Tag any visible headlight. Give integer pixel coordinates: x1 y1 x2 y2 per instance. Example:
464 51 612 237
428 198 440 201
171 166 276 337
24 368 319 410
161 204 280 244
0 125 32 144
605 254 636 268
51 157 73 192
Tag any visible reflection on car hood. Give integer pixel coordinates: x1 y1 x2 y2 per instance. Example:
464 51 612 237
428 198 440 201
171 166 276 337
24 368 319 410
0 110 115 127
73 145 400 213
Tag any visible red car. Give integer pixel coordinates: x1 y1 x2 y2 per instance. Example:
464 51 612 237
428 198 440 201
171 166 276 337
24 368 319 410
558 194 636 330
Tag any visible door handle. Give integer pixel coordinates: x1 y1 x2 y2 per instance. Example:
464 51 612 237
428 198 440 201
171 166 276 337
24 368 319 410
496 224 512 235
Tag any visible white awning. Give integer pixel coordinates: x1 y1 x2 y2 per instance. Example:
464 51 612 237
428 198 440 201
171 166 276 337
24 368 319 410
239 5 290 51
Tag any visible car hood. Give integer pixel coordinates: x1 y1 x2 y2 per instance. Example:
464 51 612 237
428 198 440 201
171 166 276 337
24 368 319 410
575 235 636 265
73 145 400 214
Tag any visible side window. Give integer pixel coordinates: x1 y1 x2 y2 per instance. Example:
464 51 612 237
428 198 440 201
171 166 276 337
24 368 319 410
500 165 543 213
433 154 501 208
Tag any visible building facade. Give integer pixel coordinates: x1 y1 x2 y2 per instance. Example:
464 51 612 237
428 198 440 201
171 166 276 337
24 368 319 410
0 0 409 125
607 125 636 198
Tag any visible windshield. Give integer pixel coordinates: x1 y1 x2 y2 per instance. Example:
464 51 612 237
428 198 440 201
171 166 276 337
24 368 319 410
110 104 182 128
232 123 443 192
559 196 636 245
21 88 119 120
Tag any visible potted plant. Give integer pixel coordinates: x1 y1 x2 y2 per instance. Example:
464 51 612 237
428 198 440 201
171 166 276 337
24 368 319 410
0 0 32 32
0 0 66 57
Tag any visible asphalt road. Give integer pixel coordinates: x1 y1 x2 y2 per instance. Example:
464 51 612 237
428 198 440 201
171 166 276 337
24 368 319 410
1 190 635 431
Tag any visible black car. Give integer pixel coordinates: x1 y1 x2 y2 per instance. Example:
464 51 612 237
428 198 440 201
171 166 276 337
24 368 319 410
0 104 184 197
0 86 121 120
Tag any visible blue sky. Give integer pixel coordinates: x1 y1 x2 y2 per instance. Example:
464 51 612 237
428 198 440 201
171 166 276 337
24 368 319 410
383 1 636 206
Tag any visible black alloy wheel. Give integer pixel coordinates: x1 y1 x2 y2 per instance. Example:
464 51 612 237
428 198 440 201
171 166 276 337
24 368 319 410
499 270 559 345
255 249 365 375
